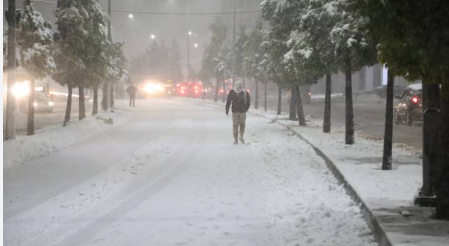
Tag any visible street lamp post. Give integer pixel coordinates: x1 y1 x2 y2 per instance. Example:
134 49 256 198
5 0 18 140
232 0 236 88
187 31 192 98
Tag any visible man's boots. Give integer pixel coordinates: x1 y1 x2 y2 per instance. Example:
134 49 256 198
239 137 245 144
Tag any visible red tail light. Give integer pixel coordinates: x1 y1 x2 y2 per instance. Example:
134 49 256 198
411 96 420 104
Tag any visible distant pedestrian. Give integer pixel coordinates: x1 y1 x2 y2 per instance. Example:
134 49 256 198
226 82 251 145
126 83 137 107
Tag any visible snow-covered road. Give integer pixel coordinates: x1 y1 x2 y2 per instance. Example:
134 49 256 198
4 98 377 246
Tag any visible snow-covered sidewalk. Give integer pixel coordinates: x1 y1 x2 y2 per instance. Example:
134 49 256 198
4 98 377 246
192 97 449 246
233 101 448 246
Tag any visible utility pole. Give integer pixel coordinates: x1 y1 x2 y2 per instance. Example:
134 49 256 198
186 0 191 98
5 0 17 140
232 0 236 88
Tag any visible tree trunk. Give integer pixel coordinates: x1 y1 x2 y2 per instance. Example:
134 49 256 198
277 85 282 115
222 80 226 103
202 81 206 101
27 79 35 136
79 85 86 120
296 85 306 126
436 81 449 220
110 81 115 107
289 85 297 120
381 70 394 170
243 76 246 89
5 0 17 140
345 60 355 145
323 73 332 133
264 82 267 112
92 85 98 115
214 79 219 102
102 82 108 111
420 82 440 197
255 80 259 109
63 85 73 127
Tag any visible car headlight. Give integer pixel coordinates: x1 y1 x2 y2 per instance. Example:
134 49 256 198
13 82 30 98
48 101 54 106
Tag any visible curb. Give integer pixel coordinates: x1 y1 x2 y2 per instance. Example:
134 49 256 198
187 97 392 246
252 112 393 246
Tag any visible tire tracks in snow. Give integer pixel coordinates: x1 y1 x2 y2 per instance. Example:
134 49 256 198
23 108 210 246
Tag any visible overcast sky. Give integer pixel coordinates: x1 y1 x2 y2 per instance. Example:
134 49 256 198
3 0 262 75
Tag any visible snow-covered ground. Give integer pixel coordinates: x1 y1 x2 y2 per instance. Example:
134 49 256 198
3 102 131 170
242 104 448 246
4 98 377 246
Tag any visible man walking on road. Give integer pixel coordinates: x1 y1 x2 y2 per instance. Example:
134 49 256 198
126 83 137 107
226 82 251 145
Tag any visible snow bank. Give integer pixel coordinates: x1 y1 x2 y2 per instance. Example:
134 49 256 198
245 108 448 246
3 108 131 170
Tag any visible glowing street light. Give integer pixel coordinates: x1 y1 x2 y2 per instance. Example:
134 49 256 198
194 43 198 48
188 31 192 36
128 14 134 19
151 34 156 40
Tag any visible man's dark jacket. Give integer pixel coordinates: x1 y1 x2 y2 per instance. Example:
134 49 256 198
127 85 137 97
226 90 251 115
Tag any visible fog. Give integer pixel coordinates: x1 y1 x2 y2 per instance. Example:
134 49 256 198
3 0 262 77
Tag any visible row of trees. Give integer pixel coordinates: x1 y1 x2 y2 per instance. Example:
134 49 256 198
54 0 126 126
199 0 448 219
4 0 126 138
262 0 448 220
199 17 273 109
129 39 183 83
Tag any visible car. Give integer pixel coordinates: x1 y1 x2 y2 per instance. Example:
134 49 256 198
139 81 166 98
34 92 54 113
286 85 312 104
301 85 312 104
165 81 176 95
373 84 405 98
176 81 204 98
18 91 54 113
394 83 422 126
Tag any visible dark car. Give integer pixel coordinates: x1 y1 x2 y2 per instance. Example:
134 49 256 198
373 84 405 98
394 83 422 126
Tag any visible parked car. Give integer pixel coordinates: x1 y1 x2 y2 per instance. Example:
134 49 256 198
373 84 405 98
394 83 422 126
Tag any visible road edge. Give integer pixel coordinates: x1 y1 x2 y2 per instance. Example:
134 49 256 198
252 111 393 246
186 98 392 246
